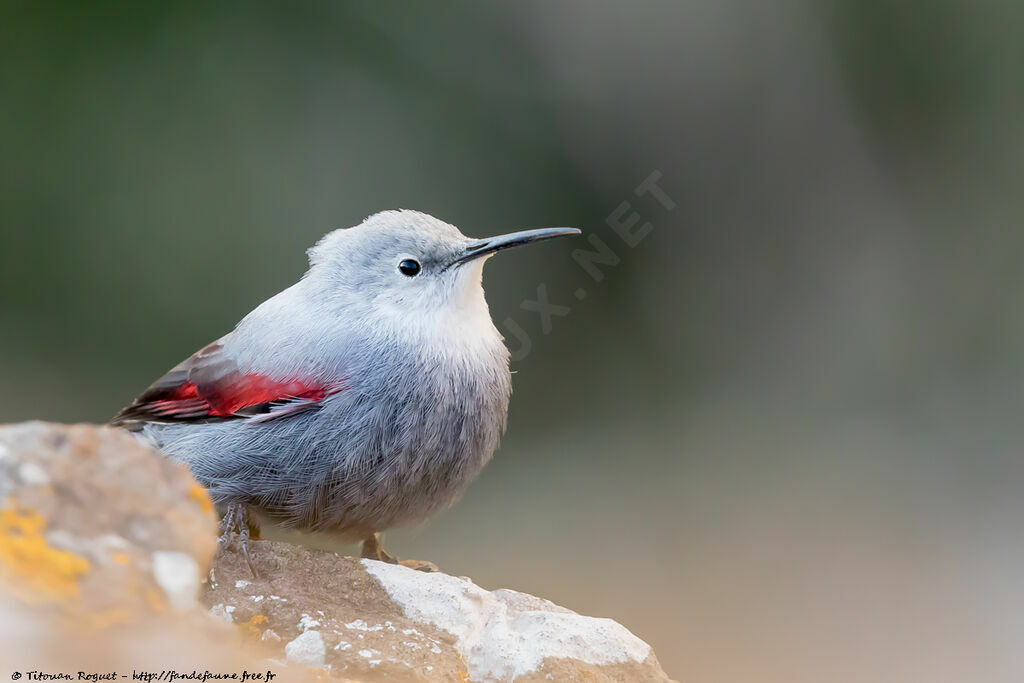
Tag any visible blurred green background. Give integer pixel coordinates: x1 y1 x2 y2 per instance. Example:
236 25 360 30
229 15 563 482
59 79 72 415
3 1 1024 680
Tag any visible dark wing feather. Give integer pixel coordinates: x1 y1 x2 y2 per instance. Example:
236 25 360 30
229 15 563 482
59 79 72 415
111 334 342 428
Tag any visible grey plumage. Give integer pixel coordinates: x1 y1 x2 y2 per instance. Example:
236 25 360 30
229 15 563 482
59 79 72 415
112 210 578 545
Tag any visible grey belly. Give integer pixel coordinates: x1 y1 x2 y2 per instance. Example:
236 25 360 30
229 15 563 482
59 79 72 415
146 394 500 538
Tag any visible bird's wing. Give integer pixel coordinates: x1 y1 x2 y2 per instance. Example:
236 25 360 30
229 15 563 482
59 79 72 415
110 334 344 427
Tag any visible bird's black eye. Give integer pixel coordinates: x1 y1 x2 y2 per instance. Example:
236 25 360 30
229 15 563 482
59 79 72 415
398 259 421 277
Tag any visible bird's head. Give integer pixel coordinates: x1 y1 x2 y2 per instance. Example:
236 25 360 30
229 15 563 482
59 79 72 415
305 210 579 326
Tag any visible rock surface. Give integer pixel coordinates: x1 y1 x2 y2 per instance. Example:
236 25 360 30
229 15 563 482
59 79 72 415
0 423 673 682
0 421 216 616
0 422 289 679
211 540 670 681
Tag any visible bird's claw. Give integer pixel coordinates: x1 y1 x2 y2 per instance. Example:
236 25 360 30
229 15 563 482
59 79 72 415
360 532 396 563
361 533 438 572
218 503 258 577
398 559 440 572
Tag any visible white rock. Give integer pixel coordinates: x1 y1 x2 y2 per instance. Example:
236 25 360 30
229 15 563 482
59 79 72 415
345 618 383 631
97 534 130 550
363 560 652 682
152 551 200 610
285 630 326 667
18 461 50 485
297 613 320 631
208 603 235 623
45 529 76 551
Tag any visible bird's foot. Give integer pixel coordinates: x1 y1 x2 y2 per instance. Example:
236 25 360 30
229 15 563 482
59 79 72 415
218 502 258 577
360 532 397 563
398 559 440 572
360 533 438 573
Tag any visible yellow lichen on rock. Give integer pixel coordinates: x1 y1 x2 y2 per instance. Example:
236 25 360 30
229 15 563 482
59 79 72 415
85 607 133 629
145 588 167 612
189 484 215 515
111 552 132 565
0 503 90 603
242 614 269 638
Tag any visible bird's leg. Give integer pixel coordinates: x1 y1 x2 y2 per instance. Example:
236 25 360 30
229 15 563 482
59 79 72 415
218 502 258 577
360 533 439 573
216 504 238 545
360 532 397 563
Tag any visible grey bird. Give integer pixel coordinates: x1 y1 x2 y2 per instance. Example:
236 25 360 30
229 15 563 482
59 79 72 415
111 210 579 568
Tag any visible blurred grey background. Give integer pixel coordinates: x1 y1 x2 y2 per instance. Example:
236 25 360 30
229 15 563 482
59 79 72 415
3 1 1024 680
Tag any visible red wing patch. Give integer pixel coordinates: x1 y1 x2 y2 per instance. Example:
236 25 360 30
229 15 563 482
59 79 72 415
111 335 345 426
142 375 341 419
114 374 342 421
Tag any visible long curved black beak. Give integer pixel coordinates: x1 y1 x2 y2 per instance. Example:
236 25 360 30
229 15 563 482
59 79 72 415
449 227 581 269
